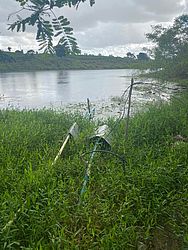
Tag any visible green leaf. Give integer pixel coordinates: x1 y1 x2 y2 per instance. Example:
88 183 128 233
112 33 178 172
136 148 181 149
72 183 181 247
22 21 26 32
16 22 21 32
54 31 63 37
10 0 95 54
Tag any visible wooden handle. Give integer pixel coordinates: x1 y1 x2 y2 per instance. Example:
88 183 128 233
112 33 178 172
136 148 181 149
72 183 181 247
52 134 70 165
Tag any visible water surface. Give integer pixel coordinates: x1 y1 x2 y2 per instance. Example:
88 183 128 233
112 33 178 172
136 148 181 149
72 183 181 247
0 69 138 109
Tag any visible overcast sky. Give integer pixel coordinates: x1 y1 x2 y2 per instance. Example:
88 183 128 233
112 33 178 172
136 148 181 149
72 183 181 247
0 0 187 56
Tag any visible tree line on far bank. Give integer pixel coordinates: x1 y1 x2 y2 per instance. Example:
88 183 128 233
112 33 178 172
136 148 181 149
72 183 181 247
1 46 150 61
0 50 152 73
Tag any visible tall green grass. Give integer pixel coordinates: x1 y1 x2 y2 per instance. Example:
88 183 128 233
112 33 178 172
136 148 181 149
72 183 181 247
0 95 188 249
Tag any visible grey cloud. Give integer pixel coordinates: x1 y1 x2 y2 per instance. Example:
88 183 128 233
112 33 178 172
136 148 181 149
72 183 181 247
62 0 185 31
134 0 184 15
75 22 151 48
0 0 186 54
0 32 38 51
0 0 18 22
183 0 188 12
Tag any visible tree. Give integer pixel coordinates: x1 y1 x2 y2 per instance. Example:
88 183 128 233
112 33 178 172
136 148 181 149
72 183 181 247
146 14 188 78
27 49 35 55
0 51 15 62
137 52 149 60
126 52 136 59
8 47 12 52
15 50 24 54
9 0 95 54
55 43 81 57
146 14 188 60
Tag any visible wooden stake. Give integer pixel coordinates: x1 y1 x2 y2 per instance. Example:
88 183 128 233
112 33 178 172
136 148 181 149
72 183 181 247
125 78 134 139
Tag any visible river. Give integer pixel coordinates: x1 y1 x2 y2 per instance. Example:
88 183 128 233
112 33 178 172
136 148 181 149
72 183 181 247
0 69 177 118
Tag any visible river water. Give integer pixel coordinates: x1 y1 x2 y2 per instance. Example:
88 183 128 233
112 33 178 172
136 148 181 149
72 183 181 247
0 69 177 118
0 69 139 108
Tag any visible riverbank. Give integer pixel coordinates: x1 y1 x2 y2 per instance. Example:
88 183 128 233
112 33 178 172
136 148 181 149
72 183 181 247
0 92 188 249
61 80 182 120
143 69 188 87
0 52 151 72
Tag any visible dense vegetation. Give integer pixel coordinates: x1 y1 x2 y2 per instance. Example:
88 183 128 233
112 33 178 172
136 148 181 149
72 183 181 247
0 51 151 72
0 94 188 249
146 14 188 81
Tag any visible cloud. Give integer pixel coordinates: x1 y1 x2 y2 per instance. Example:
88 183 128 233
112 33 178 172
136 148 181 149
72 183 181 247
134 0 184 16
57 0 187 54
0 0 186 55
62 0 185 30
76 22 152 48
82 43 153 57
0 33 38 51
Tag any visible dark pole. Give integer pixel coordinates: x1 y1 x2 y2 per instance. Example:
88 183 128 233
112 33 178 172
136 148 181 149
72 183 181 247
125 78 134 138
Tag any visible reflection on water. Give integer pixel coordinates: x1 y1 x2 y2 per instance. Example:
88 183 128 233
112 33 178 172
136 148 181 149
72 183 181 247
57 71 69 84
0 69 138 109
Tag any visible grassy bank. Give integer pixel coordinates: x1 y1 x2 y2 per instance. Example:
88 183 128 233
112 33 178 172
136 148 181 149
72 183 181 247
143 69 188 87
0 52 151 72
0 94 188 249
142 57 188 85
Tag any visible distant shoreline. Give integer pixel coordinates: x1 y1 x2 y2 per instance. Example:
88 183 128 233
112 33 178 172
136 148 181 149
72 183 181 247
0 52 151 73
